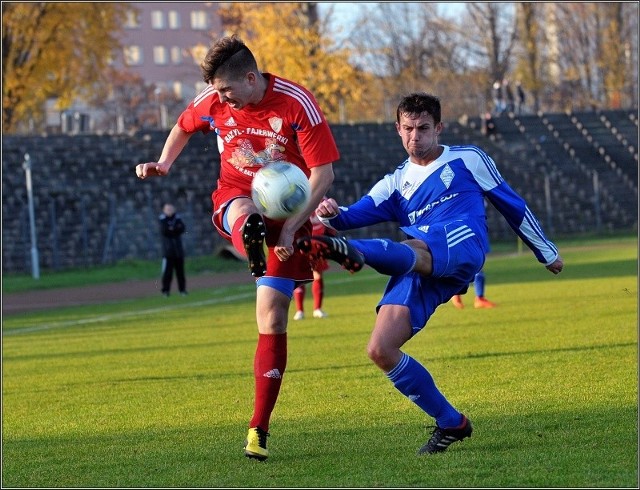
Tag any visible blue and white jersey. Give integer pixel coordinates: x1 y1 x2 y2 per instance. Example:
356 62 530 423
326 144 559 265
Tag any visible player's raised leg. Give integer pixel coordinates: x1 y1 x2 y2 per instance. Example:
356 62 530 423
297 235 422 276
229 211 267 278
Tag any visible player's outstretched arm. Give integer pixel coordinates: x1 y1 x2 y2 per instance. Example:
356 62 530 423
135 124 192 179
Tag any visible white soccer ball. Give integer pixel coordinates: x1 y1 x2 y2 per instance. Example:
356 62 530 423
251 162 311 220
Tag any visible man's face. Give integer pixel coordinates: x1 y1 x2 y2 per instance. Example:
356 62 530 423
396 111 442 162
212 73 256 110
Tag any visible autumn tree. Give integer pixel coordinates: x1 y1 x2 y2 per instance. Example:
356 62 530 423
2 2 128 133
217 2 374 123
540 3 639 112
88 68 185 133
599 2 632 109
513 3 543 113
344 2 637 117
349 3 488 119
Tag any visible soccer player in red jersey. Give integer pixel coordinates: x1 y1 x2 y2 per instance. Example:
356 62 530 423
135 35 338 461
293 204 336 320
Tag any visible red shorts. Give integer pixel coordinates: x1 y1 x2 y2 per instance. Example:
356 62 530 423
308 244 329 272
212 185 314 282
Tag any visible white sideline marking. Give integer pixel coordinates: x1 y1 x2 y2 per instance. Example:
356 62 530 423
3 274 379 336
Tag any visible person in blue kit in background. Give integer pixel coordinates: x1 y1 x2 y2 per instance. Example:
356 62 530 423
450 270 496 309
452 200 496 309
297 92 563 456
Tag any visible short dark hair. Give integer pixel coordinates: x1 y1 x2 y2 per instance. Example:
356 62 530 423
396 92 441 124
200 35 259 84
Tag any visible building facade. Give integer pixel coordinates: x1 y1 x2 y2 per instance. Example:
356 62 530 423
117 2 223 102
59 2 223 134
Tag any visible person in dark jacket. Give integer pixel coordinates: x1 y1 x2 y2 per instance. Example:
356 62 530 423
159 203 187 296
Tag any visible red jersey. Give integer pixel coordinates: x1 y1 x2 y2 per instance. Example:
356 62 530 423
177 73 340 194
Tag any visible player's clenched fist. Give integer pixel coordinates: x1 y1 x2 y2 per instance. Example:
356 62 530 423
135 162 167 179
315 197 340 218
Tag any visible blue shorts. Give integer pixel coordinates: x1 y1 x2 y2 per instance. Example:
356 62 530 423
380 220 486 336
256 276 296 299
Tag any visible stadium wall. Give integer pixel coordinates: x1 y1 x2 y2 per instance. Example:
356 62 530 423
2 111 637 274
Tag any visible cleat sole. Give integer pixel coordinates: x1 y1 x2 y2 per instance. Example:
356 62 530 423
243 214 267 277
297 235 364 273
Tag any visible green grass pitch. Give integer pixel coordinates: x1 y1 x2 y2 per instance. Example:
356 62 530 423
2 236 638 487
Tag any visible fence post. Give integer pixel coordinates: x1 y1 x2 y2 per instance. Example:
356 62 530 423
102 193 117 264
22 153 40 279
146 186 156 259
80 196 89 266
592 170 602 232
544 174 554 234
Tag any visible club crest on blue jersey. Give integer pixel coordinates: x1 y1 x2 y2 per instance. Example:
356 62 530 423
440 164 454 189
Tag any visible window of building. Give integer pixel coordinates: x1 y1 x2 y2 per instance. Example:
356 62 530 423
170 47 182 65
124 45 143 66
124 9 140 28
151 10 165 29
154 46 168 65
190 11 208 30
168 11 181 29
172 81 183 99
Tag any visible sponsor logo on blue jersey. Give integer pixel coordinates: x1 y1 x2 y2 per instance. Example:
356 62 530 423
408 193 459 224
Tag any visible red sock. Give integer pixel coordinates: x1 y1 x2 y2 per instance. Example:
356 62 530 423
293 285 305 311
312 277 324 310
230 214 248 258
249 333 287 431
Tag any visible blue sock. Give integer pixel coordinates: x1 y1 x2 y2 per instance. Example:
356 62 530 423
474 271 485 297
350 239 416 276
386 353 462 428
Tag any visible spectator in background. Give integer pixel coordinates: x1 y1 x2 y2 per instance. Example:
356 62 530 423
503 79 515 113
481 112 496 138
293 208 336 320
492 80 504 115
159 203 187 297
516 81 526 115
450 270 496 309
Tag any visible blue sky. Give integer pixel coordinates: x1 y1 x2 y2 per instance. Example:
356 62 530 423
319 2 467 20
317 2 468 43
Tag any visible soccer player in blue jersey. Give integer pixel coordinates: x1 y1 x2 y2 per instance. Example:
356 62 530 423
297 92 564 455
